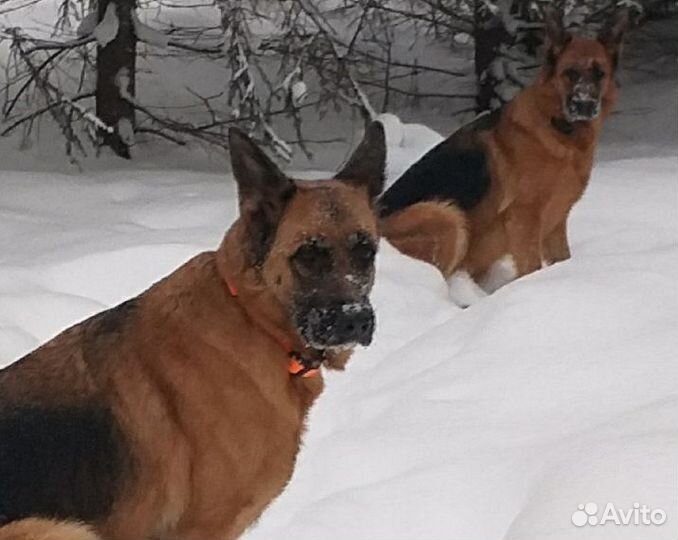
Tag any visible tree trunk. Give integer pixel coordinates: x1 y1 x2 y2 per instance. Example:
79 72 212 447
473 1 511 113
96 0 136 159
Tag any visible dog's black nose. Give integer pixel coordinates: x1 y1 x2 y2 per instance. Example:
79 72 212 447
334 305 375 346
296 301 376 348
570 99 599 119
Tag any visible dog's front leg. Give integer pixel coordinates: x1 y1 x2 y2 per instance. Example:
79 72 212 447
542 218 571 265
504 204 543 277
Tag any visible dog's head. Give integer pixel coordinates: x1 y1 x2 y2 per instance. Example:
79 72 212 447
223 123 386 352
542 8 629 123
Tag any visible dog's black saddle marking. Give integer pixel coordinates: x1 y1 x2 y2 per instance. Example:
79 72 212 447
0 405 131 524
379 109 501 218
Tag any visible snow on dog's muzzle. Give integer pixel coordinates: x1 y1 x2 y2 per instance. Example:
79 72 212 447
566 82 601 121
567 97 600 121
295 300 375 349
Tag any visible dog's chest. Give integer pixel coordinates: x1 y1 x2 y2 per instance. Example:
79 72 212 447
489 129 591 211
168 360 310 538
508 146 592 223
540 154 592 228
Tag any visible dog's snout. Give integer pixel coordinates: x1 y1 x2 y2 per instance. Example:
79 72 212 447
296 300 375 349
335 305 375 346
570 98 598 119
566 83 601 121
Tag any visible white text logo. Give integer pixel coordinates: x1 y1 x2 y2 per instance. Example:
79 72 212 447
572 502 667 528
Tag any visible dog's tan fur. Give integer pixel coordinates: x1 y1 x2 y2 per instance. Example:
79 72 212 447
380 201 467 276
0 519 101 540
382 10 628 288
0 124 386 540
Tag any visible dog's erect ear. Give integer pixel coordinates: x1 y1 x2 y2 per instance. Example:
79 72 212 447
334 121 386 202
598 9 630 67
228 127 296 266
543 6 571 66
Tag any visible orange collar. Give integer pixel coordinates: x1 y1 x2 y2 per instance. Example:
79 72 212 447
225 279 321 378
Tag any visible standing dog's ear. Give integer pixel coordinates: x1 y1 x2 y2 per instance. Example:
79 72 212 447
543 6 571 68
229 128 296 266
335 121 387 202
598 9 630 68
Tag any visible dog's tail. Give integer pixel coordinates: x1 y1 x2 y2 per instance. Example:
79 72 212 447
0 518 102 540
380 200 468 278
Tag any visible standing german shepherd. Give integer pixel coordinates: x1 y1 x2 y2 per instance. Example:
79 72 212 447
0 123 386 540
380 9 629 306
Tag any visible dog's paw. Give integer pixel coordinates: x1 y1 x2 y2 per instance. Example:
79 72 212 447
447 270 487 308
480 254 517 293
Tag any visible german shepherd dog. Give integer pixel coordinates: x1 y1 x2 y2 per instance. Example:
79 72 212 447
380 9 629 306
0 123 386 540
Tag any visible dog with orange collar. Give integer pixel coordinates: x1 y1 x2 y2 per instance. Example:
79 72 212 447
0 123 387 540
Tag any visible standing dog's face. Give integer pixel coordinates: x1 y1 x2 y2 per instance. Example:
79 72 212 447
228 123 386 351
544 8 629 122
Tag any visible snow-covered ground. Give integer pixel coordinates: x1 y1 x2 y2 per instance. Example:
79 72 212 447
0 117 676 538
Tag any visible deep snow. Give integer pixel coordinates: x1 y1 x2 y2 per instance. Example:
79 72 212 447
1 1 676 536
0 118 676 538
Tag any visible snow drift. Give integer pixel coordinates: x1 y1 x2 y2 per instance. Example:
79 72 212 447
0 123 676 539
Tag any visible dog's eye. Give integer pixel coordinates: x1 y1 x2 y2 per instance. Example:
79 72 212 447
350 233 376 270
563 68 580 82
291 241 333 276
591 64 606 81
